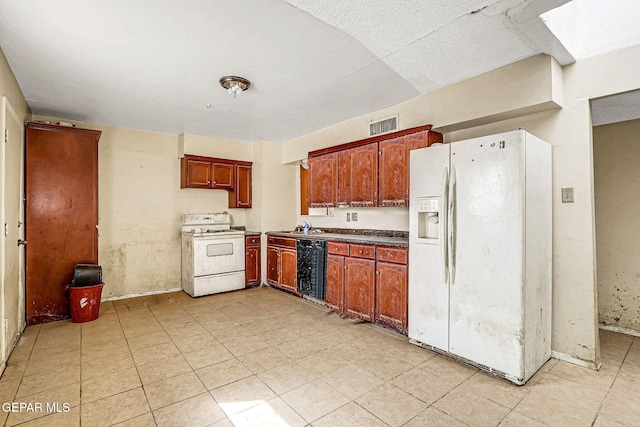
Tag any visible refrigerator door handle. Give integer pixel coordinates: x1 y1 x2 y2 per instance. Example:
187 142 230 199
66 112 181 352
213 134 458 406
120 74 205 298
449 166 457 285
441 167 449 284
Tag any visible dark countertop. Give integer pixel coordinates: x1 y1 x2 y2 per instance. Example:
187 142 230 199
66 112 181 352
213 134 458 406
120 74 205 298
266 230 408 248
243 231 261 236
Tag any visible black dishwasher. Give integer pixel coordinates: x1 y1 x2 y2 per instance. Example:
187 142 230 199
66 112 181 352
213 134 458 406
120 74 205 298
297 238 327 300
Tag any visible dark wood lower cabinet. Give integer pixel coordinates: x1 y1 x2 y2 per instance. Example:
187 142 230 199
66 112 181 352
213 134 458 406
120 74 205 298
245 235 261 287
375 261 408 333
344 257 376 322
266 236 298 295
325 254 345 313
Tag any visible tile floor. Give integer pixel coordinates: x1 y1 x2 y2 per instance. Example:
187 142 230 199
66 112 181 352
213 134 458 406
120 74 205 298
0 286 638 426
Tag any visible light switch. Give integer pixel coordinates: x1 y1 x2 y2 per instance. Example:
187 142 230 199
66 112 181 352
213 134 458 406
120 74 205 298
346 213 351 222
561 187 574 203
352 213 358 221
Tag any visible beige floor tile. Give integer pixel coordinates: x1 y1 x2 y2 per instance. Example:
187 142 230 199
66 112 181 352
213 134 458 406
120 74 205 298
419 354 479 385
122 322 165 339
210 375 277 416
23 348 81 377
307 330 351 349
282 379 350 423
298 350 351 376
322 364 385 400
313 401 387 427
242 319 285 335
355 350 414 381
111 412 156 426
172 332 219 353
599 377 640 425
0 360 27 383
498 411 545 426
515 390 597 426
131 341 180 366
144 371 207 410
223 335 270 357
153 392 225 427
195 358 252 390
82 351 136 381
81 338 130 361
209 325 254 343
457 371 530 408
593 414 629 427
81 387 150 427
238 347 291 374
276 337 324 359
184 344 234 370
81 366 141 404
229 397 307 427
549 358 619 388
13 405 80 427
126 330 172 351
16 364 81 397
530 372 609 417
164 322 208 340
619 359 640 382
382 340 436 367
390 367 456 405
137 354 192 385
404 407 467 427
433 387 510 427
329 339 373 362
6 382 80 426
0 378 20 402
356 383 427 427
81 330 127 349
30 338 81 359
600 342 630 362
256 326 301 346
257 362 318 395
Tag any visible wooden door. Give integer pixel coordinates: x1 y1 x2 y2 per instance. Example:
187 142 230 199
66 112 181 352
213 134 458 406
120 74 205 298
344 257 375 321
308 153 338 207
325 254 345 313
25 123 101 325
228 163 252 208
348 143 378 207
211 162 234 189
181 158 211 188
266 246 279 285
279 247 298 292
375 261 408 332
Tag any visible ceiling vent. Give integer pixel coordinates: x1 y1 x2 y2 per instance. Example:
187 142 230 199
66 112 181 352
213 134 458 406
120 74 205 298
369 115 398 136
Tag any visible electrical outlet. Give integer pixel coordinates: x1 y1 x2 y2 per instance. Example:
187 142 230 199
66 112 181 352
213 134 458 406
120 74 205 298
352 212 358 221
561 187 574 203
346 213 351 222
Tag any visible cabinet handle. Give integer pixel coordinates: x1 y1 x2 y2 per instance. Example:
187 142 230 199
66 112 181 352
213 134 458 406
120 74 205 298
376 271 380 275
344 265 348 270
207 181 211 184
359 250 363 254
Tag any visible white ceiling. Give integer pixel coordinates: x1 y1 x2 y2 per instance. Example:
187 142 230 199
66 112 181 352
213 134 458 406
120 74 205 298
0 0 569 142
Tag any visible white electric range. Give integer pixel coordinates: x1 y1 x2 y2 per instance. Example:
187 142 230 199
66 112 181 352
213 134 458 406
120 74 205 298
181 213 245 297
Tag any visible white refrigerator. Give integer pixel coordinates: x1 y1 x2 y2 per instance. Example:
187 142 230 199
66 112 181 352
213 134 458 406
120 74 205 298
408 130 552 385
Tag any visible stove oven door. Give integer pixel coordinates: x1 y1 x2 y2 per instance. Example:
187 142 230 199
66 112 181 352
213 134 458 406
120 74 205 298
185 234 245 297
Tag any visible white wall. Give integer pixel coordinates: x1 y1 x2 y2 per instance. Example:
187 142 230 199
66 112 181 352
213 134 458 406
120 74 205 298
594 119 640 333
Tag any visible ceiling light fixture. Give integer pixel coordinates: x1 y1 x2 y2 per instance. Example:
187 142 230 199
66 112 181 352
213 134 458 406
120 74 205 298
219 76 251 99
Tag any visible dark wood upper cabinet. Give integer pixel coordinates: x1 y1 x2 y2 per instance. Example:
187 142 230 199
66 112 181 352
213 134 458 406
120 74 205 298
25 122 101 325
308 152 338 208
307 124 442 208
211 162 234 189
181 158 211 188
228 162 252 208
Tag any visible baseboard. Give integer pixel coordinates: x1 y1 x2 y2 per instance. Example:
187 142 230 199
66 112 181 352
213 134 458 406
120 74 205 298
599 324 640 338
551 350 601 370
101 287 183 302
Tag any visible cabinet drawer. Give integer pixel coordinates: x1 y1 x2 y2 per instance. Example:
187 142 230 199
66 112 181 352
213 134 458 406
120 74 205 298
267 236 297 248
350 244 375 259
245 236 260 246
376 246 408 264
328 241 349 256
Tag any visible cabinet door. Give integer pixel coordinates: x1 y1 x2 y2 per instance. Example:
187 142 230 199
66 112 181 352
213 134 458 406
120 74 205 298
348 143 378 207
280 247 298 293
229 163 252 208
212 162 234 189
344 257 375 321
337 150 350 207
375 261 408 333
325 254 345 313
266 246 279 285
245 245 260 287
181 158 212 188
308 153 338 207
